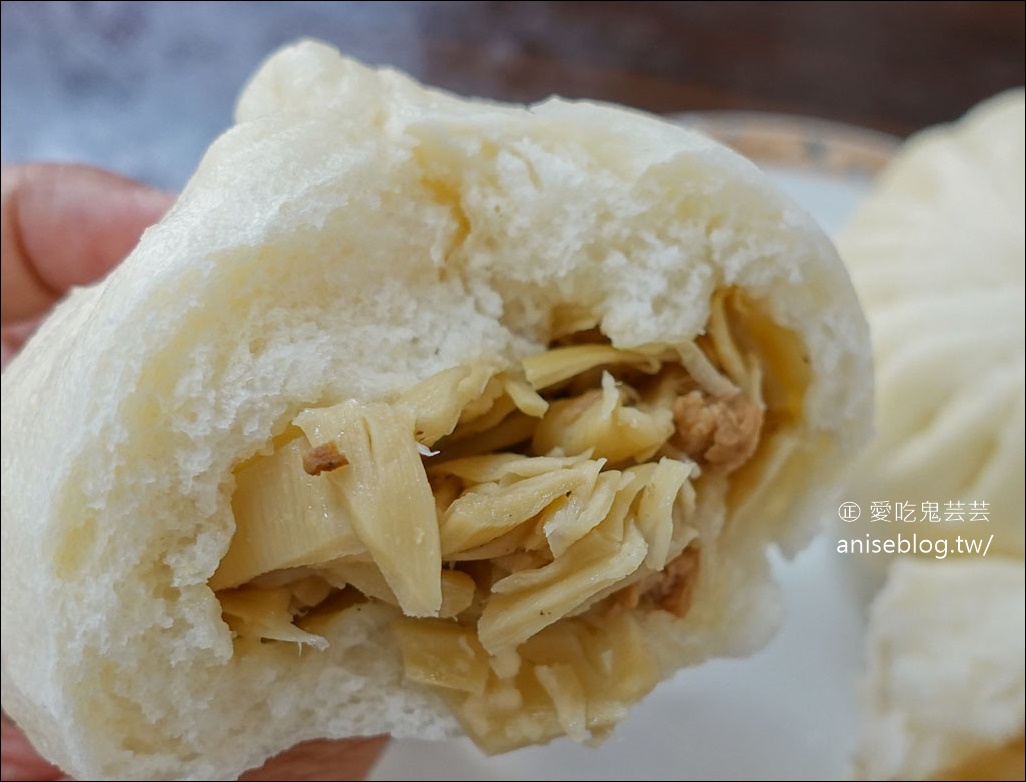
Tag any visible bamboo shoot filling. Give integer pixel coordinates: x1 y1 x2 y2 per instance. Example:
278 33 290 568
210 288 807 751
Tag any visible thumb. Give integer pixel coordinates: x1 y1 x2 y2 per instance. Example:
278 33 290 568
1 163 174 325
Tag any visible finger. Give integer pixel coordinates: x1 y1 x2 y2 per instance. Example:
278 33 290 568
1 715 72 781
1 163 174 325
238 736 389 782
2 320 39 370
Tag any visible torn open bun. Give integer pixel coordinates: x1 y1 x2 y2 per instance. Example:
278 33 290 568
0 40 871 780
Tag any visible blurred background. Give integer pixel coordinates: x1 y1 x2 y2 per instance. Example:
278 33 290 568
2 1 1023 189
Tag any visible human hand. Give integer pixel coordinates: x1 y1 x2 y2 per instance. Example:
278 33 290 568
1 163 172 366
0 163 388 781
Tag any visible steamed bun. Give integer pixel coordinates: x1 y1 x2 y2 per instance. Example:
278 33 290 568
1 41 871 780
838 89 1025 561
852 559 1025 780
840 90 1026 780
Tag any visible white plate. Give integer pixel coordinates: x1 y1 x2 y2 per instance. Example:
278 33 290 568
370 121 896 781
